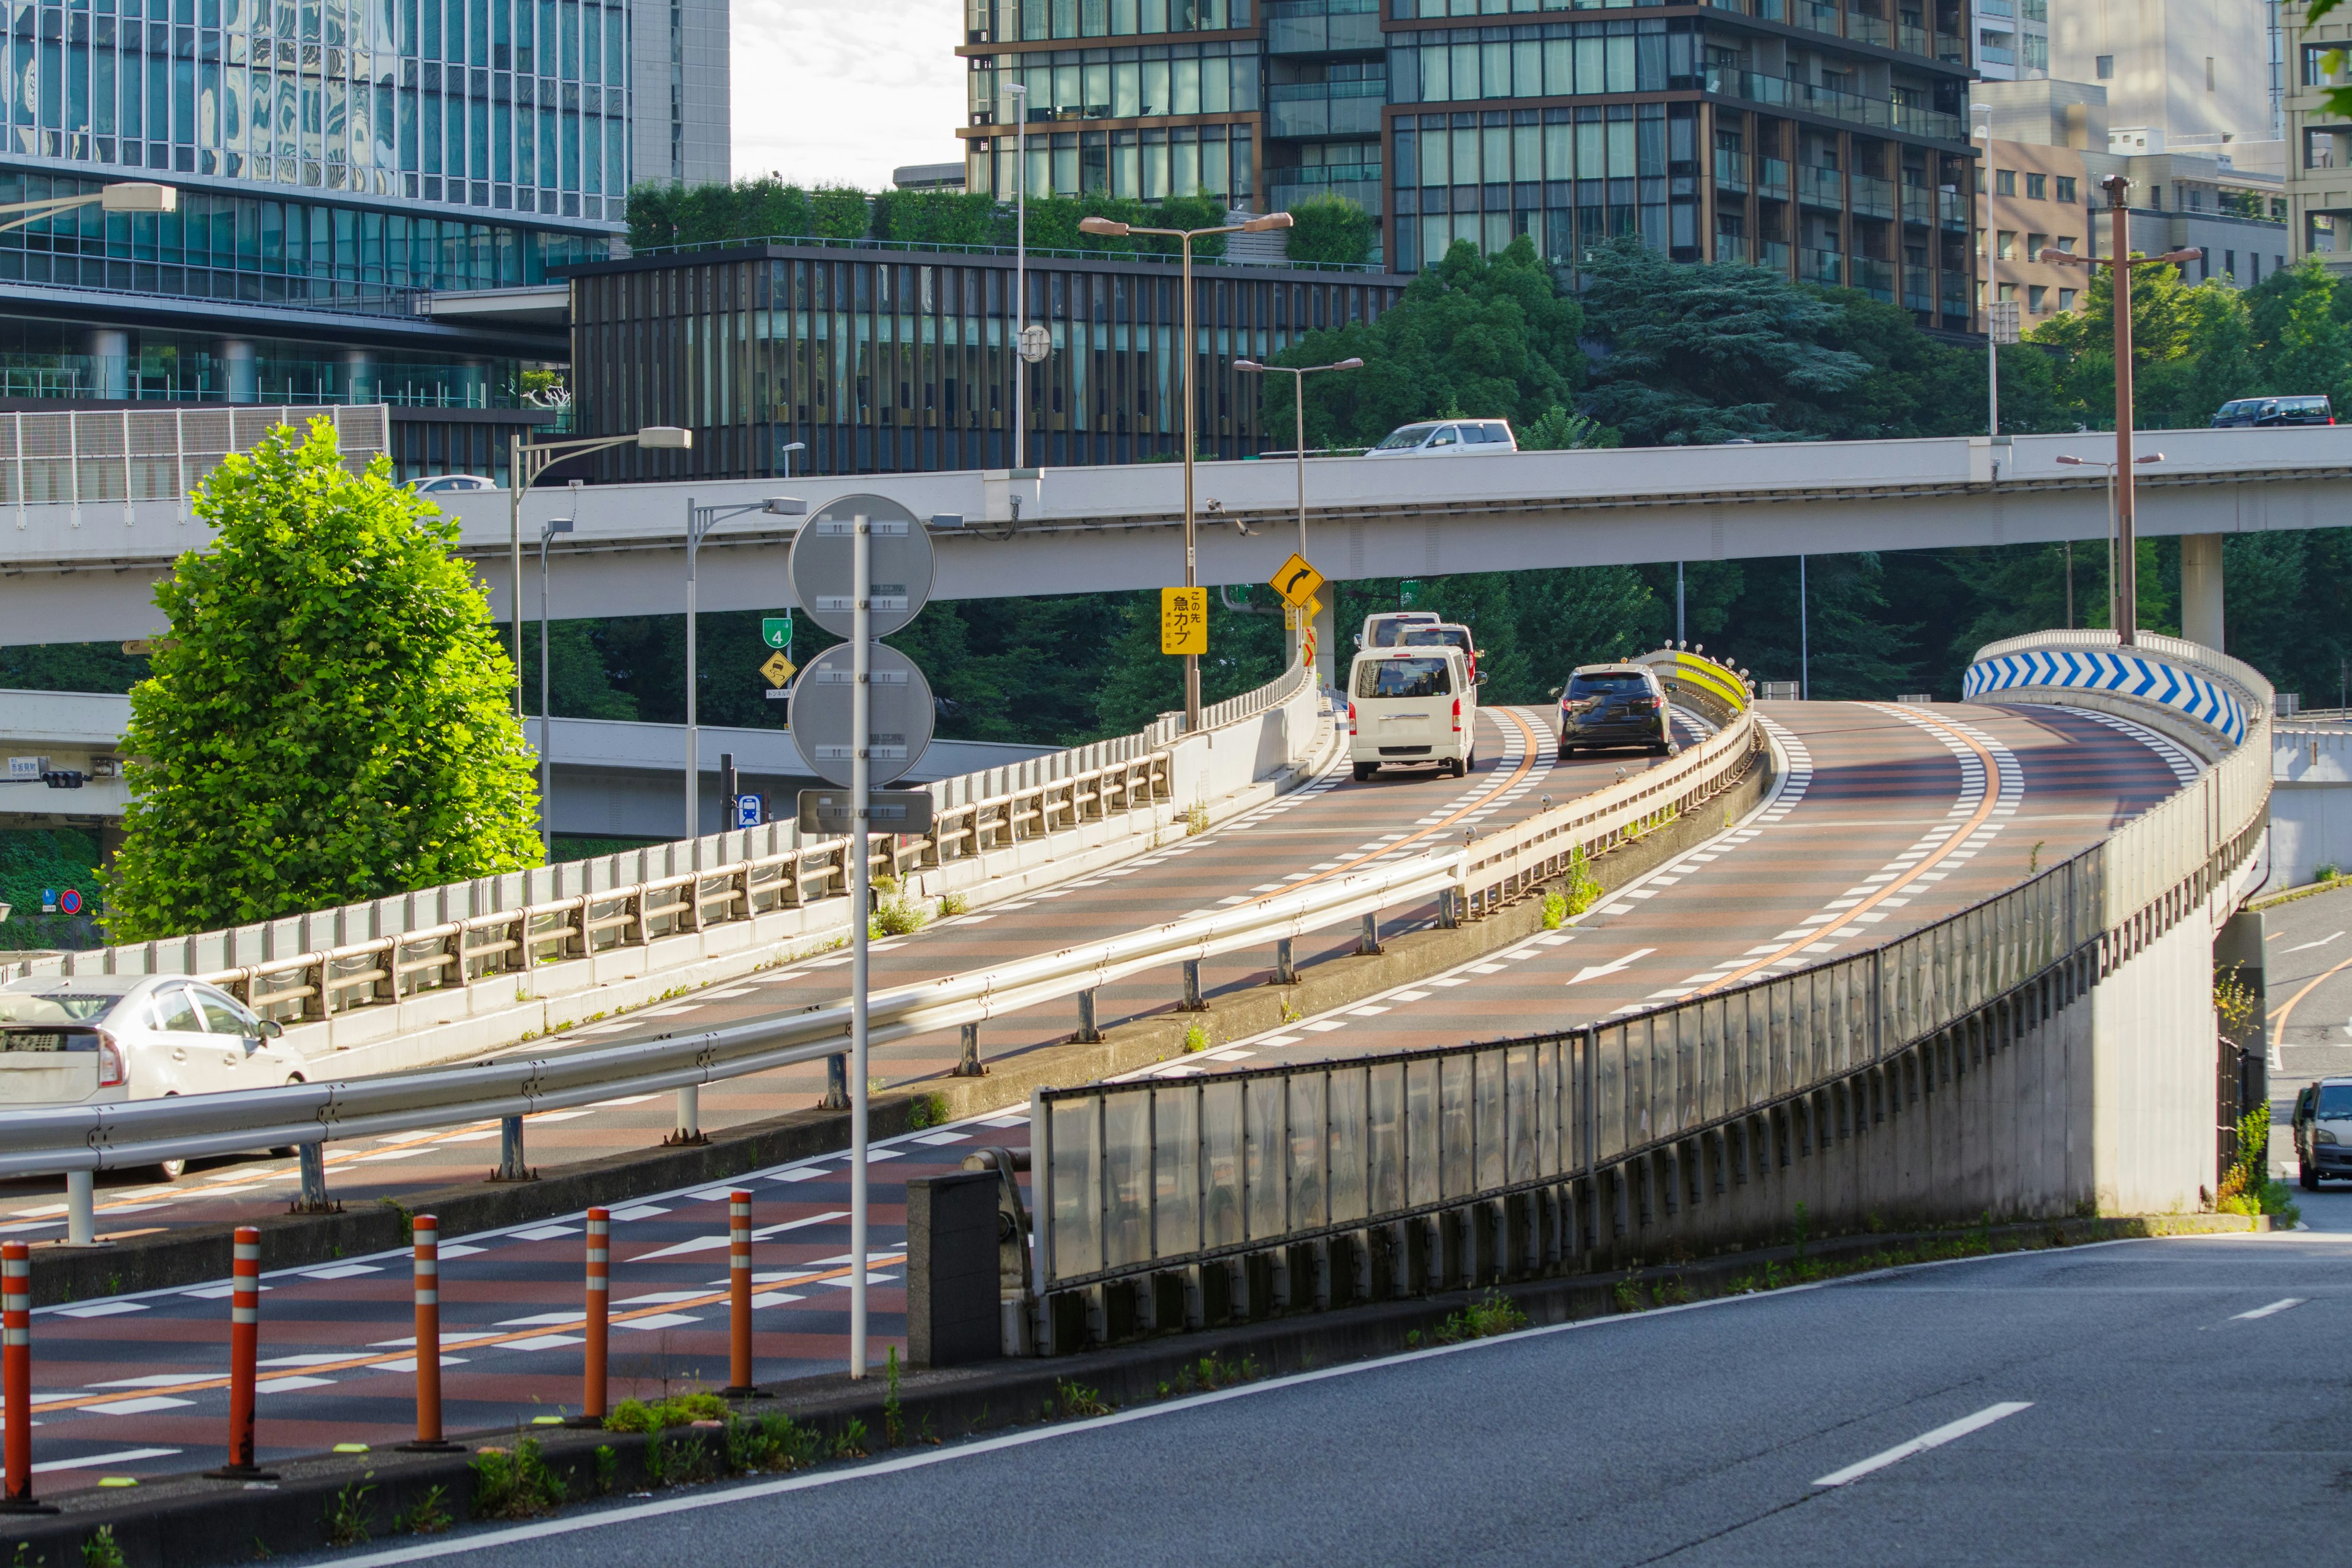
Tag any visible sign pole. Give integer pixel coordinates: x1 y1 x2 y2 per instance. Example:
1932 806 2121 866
848 513 870 1382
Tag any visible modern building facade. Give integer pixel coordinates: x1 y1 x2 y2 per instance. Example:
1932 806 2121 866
2285 0 2352 273
1974 75 2289 322
1970 0 2045 81
2050 0 2282 170
562 238 1408 478
0 0 728 478
952 0 1983 333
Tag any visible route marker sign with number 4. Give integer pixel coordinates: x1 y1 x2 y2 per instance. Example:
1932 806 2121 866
1161 586 1207 655
761 615 793 650
1269 552 1324 608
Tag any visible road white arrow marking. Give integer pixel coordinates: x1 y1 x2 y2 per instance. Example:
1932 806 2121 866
1813 1402 2032 1488
1567 949 1656 986
2286 931 2344 954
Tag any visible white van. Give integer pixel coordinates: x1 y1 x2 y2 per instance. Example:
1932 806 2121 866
1365 420 1518 458
1349 646 1477 780
1359 611 1440 650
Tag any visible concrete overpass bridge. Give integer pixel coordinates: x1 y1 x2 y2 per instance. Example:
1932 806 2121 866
6 426 2348 655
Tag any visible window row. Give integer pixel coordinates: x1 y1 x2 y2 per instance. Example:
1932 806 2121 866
1986 167 2076 203
967 123 1256 202
4 0 628 80
972 45 1263 120
0 170 601 287
1394 104 1687 187
967 0 1256 43
1388 21 1698 104
0 50 627 195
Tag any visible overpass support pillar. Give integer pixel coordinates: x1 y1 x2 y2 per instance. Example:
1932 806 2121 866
2180 535 2225 652
1313 592 1336 696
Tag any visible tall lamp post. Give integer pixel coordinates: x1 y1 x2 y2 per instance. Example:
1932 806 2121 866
682 496 807 837
2055 451 2165 631
534 490 578 860
1077 209 1295 729
507 425 693 715
1000 81 1034 471
1233 355 1362 666
2038 178 2200 645
780 439 807 478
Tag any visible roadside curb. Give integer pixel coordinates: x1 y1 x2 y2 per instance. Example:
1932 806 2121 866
0 1204 2259 1567
28 748 1763 1304
2249 875 2352 913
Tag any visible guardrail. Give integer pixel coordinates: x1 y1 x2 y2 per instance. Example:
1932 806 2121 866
1 404 389 522
6 659 1313 1028
1026 636 2268 1307
0 655 1749 1194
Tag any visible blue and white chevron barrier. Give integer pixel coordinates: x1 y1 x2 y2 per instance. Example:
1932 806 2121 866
1963 647 2248 745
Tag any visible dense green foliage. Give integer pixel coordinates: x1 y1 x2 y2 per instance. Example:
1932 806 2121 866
0 827 105 951
102 421 543 941
1283 194 1376 267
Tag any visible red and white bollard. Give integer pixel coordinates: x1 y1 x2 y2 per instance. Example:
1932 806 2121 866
723 1190 758 1398
398 1215 462 1452
577 1207 609 1425
204 1226 274 1480
0 1242 50 1514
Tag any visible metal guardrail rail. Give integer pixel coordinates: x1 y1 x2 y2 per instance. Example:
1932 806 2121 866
5 660 1313 1028
1027 637 2269 1300
0 657 1750 1181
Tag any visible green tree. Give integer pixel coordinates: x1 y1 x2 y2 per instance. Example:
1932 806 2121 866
2249 257 2352 407
872 190 998 246
1576 237 1872 443
1284 194 1376 266
103 421 542 941
1270 235 1586 447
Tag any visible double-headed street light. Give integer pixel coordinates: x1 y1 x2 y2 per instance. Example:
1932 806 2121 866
0 181 175 235
1078 209 1295 729
684 495 807 837
2038 176 2201 645
2056 451 2165 632
507 426 693 717
1234 355 1362 669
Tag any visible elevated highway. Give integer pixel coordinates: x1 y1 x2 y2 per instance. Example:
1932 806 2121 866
6 425 2348 646
0 663 2247 1489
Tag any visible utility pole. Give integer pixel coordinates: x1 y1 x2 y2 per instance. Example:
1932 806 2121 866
2040 179 2199 646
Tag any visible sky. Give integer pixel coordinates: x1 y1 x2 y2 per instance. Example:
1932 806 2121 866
732 0 974 190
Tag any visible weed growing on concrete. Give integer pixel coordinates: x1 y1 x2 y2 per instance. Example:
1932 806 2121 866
592 1446 617 1496
2028 839 2045 873
322 1480 374 1547
14 1543 47 1568
1182 1022 1211 1054
387 1485 450 1536
831 1419 870 1459
469 1438 567 1519
1184 801 1211 836
1649 1278 1692 1307
78 1531 123 1568
1056 1379 1113 1417
1433 1290 1530 1343
1790 1202 1812 1258
2215 1104 2300 1225
1403 1330 1422 1349
883 1348 905 1447
602 1392 728 1433
1168 1354 1259 1395
869 874 931 937
1278 999 1302 1025
868 1075 889 1095
251 1537 271 1560
1612 1280 1644 1314
906 1093 951 1131
1541 891 1568 930
1562 847 1604 917
733 1412 821 1472
938 891 971 918
377 1197 415 1241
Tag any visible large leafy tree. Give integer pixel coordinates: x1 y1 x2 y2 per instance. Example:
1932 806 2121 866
1265 234 1588 447
104 421 542 940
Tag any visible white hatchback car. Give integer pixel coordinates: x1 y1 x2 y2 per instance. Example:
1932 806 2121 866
1365 420 1518 457
0 976 306 1177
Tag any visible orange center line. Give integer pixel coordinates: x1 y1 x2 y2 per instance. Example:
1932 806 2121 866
1695 705 2005 997
30 1252 905 1416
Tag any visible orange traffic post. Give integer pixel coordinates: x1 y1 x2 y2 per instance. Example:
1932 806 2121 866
398 1215 463 1452
569 1207 610 1427
723 1190 761 1398
204 1226 275 1480
0 1242 51 1515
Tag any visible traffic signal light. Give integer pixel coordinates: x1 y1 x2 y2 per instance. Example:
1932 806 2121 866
40 769 84 790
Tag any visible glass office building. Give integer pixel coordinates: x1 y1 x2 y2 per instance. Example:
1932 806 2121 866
956 0 1982 331
565 238 1408 478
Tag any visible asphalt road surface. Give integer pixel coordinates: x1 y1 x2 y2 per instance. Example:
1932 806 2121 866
2260 880 2352 1184
313 1227 2352 1568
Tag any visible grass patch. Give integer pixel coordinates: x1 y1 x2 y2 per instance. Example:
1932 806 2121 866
323 1480 374 1547
1432 1289 1530 1343
1182 1021 1211 1054
469 1438 567 1520
601 1391 729 1433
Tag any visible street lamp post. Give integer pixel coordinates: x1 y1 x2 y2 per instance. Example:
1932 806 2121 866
2056 451 2165 631
507 425 693 716
780 440 807 478
682 496 807 838
1079 209 1295 729
2038 179 2200 645
1233 355 1362 665
1001 81 1032 472
535 489 578 860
